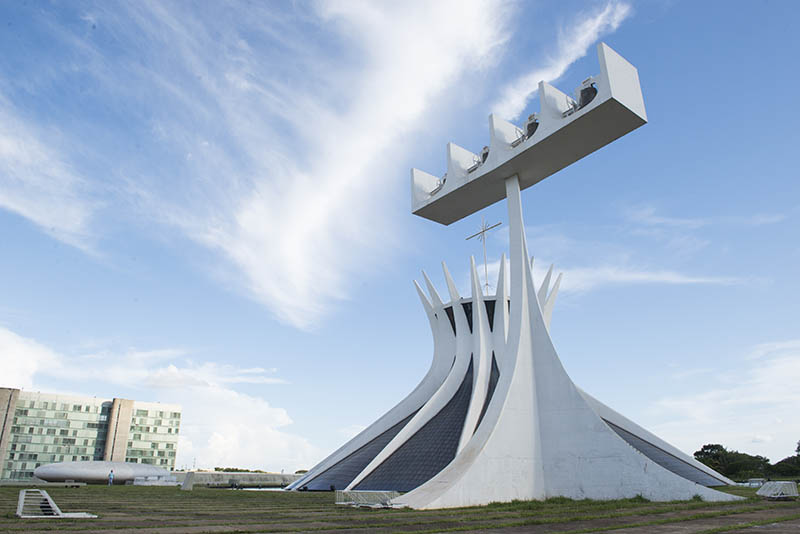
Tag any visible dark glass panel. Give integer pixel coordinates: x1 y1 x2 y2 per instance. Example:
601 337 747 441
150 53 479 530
474 353 500 433
484 300 496 331
461 302 473 333
444 306 456 335
301 411 417 491
603 419 727 487
355 359 474 492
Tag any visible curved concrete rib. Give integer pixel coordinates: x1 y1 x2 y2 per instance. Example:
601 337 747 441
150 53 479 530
441 260 461 302
456 258 493 454
422 270 444 309
344 262 474 491
537 264 553 307
288 275 452 491
578 389 735 486
392 176 739 509
543 272 562 329
492 254 509 371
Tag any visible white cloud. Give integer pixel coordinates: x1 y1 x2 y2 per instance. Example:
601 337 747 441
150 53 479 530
195 1 512 329
0 327 60 390
627 205 787 229
550 265 740 292
0 2 516 330
169 385 318 472
0 326 318 472
650 340 800 462
627 206 707 230
0 2 635 329
85 1 513 330
626 205 787 260
471 257 739 299
145 363 287 388
746 340 800 360
492 1 632 119
0 97 97 250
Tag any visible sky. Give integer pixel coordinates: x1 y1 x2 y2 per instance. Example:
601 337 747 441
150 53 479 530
1 0 798 473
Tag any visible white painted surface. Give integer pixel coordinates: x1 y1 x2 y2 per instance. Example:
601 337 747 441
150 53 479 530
411 42 648 225
287 275 454 490
456 258 494 454
303 43 738 509
757 481 798 498
345 262 473 490
392 177 740 509
34 461 168 484
578 389 736 486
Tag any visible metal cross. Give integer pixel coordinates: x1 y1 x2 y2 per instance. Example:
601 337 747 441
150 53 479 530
466 217 502 294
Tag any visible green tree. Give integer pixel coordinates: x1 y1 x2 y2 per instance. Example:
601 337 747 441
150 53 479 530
725 451 770 479
693 444 770 480
694 444 728 473
772 455 800 477
796 440 799 455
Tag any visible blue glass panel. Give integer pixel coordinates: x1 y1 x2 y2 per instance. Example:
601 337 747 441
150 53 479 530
461 302 473 333
444 306 456 335
354 359 474 492
484 300 496 331
603 419 728 487
301 411 417 491
474 353 499 433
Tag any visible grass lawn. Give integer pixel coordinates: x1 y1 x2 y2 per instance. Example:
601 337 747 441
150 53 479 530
1 485 799 533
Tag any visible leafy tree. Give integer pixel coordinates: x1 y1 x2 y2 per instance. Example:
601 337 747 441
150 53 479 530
695 442 800 480
726 451 770 479
772 455 800 477
694 444 728 473
693 444 769 480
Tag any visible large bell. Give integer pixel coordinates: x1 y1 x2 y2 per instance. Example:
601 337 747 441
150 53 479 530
526 118 539 139
578 84 598 109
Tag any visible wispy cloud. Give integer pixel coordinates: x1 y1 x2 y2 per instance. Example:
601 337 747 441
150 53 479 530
745 339 800 360
0 326 316 471
492 1 632 119
651 339 800 462
1 1 634 329
627 205 787 229
625 205 787 259
47 347 288 391
74 1 513 329
145 363 287 388
549 265 740 292
475 258 739 298
0 327 61 390
465 224 741 298
0 96 98 251
449 258 734 306
202 1 512 328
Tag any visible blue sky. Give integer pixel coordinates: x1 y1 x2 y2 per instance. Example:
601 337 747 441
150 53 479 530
1 0 798 472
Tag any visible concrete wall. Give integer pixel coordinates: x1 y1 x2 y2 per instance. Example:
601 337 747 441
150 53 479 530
103 398 134 462
35 460 168 484
173 471 302 488
0 388 20 469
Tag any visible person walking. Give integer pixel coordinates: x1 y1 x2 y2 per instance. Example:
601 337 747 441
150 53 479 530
108 469 114 486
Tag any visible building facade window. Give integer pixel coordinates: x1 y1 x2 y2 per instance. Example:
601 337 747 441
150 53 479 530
0 390 181 480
